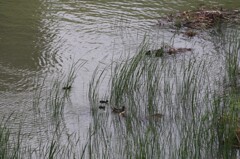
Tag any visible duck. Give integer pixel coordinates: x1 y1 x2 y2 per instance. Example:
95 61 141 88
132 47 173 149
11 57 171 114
99 100 109 104
112 106 125 114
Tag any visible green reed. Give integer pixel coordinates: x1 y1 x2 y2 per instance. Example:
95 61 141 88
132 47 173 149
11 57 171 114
0 119 11 158
1 30 240 158
86 31 240 158
224 30 240 88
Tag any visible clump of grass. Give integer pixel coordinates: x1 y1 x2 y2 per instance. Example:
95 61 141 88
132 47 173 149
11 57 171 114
0 121 11 158
174 18 182 29
0 114 25 159
0 59 87 159
212 29 240 90
88 68 106 111
31 58 87 122
224 30 240 88
48 79 66 119
110 40 150 107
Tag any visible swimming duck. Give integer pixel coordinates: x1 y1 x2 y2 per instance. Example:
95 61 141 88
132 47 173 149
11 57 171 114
98 105 106 110
112 106 125 114
100 100 108 104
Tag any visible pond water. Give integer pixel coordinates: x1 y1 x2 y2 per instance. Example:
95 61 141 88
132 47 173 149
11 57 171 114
0 0 240 158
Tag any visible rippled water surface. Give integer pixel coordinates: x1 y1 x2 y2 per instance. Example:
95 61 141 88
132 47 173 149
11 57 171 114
0 0 240 157
1 1 239 95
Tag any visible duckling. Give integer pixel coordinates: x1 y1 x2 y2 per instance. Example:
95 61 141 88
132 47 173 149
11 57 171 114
145 50 151 55
63 85 72 90
99 100 108 104
98 105 106 110
112 106 125 114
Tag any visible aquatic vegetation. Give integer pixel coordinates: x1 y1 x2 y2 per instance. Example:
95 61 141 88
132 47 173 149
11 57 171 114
85 30 240 158
0 23 240 159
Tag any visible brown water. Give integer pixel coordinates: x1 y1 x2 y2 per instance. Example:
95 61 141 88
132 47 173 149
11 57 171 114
0 0 240 156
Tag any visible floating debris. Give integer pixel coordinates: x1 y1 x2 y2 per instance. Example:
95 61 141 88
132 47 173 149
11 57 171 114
158 7 240 30
119 111 127 117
